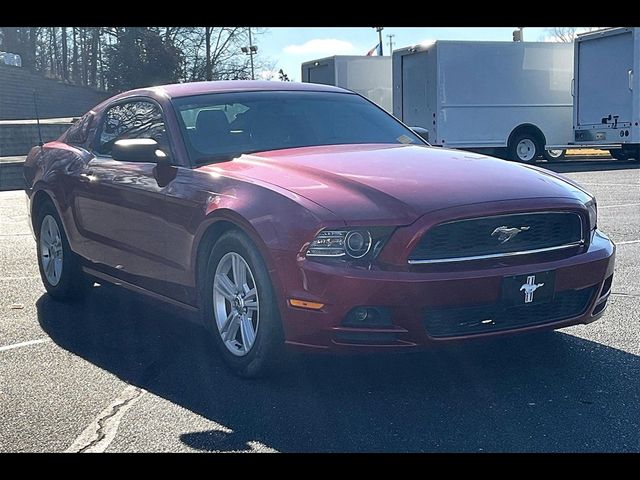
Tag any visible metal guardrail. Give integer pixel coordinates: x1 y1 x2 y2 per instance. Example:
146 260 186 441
0 117 74 125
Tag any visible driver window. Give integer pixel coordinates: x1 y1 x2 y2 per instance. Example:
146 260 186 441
96 100 168 156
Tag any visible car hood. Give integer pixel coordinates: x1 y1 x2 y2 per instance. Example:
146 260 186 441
197 144 587 224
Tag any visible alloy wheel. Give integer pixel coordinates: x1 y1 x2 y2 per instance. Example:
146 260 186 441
40 214 64 286
212 251 260 356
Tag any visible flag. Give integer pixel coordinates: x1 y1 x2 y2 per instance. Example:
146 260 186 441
366 43 382 56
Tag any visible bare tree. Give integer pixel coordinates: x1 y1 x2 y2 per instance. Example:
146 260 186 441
0 26 272 91
545 27 606 42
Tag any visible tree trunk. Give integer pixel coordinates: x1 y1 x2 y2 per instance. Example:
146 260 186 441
27 27 37 71
61 27 68 81
49 28 55 77
89 27 99 87
72 27 79 83
51 27 59 78
81 28 88 86
205 27 212 81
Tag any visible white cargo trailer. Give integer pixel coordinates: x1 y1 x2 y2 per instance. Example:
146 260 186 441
393 41 573 163
301 56 392 113
572 27 640 161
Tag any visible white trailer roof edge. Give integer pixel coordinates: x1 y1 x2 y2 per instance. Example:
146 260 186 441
575 27 633 42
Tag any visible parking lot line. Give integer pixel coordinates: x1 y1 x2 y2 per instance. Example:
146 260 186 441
580 183 639 187
599 203 640 209
616 240 640 245
0 338 50 353
0 275 41 281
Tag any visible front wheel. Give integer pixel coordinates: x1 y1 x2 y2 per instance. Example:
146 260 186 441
35 201 92 301
508 132 541 163
201 230 285 378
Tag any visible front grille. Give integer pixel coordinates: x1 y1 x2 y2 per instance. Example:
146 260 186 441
423 286 596 338
409 212 583 263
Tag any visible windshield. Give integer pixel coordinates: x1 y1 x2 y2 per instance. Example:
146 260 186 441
171 90 425 165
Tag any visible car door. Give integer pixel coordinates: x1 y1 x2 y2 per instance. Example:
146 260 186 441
71 98 196 304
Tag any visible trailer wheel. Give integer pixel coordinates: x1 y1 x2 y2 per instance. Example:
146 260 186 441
508 132 541 163
609 149 628 161
543 149 567 162
610 146 640 162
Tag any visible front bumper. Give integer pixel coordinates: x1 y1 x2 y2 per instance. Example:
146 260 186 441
274 230 615 351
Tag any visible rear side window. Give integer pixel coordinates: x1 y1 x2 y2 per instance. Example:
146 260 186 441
95 100 167 156
64 112 94 146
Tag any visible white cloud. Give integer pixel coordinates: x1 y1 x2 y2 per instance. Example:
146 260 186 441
283 39 358 56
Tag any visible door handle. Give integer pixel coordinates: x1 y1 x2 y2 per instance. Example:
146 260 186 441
629 70 634 91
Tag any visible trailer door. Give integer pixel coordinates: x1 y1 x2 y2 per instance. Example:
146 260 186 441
306 63 335 85
577 30 634 127
401 51 431 129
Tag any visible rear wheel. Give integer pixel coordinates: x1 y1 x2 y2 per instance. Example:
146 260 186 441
610 146 640 162
609 149 628 161
508 132 542 163
35 201 92 301
543 149 566 162
201 230 285 378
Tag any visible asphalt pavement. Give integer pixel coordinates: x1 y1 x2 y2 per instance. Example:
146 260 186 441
1 158 639 452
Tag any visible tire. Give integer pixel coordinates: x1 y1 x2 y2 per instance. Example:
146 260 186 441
609 149 628 161
508 132 542 163
610 146 640 162
201 229 285 378
35 200 93 302
543 149 566 162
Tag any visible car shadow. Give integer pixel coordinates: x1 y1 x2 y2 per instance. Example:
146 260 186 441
36 285 639 452
539 158 640 174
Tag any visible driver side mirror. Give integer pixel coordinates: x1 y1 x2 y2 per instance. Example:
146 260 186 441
112 138 170 164
410 127 429 142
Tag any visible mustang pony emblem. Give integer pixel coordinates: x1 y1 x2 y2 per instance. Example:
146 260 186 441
520 275 545 303
491 225 530 244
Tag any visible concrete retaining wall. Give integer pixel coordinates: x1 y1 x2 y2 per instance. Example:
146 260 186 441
0 64 108 120
0 122 71 156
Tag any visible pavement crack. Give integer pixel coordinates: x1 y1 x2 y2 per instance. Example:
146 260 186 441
66 385 145 453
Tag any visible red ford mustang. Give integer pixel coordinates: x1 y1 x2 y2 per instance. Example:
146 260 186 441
24 81 615 377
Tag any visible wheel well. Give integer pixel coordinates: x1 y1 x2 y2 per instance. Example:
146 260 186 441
195 220 239 295
30 190 54 231
508 124 546 150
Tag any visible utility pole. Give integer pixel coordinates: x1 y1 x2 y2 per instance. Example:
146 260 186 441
387 34 395 55
374 27 384 55
241 27 258 80
248 27 255 80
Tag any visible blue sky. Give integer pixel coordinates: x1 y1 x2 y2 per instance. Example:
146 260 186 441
258 27 554 81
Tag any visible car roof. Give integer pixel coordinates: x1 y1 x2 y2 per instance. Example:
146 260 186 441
89 81 354 114
118 80 349 100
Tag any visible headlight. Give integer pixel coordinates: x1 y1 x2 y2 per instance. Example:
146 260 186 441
585 198 597 230
306 227 394 261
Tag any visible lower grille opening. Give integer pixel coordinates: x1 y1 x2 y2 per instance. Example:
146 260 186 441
424 286 597 338
592 298 609 316
600 274 613 299
335 331 399 345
